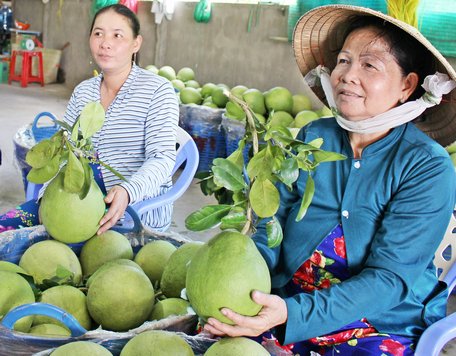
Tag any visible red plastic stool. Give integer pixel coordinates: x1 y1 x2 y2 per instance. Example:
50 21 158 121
8 50 44 87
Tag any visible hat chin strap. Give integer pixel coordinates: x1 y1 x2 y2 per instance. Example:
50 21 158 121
305 65 456 134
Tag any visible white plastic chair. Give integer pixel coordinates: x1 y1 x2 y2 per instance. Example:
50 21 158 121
25 126 199 233
415 210 456 355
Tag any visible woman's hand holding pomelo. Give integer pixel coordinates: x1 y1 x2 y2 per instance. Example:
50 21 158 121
98 186 130 234
203 290 287 337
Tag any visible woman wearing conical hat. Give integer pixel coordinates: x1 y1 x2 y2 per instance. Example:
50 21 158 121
203 5 456 355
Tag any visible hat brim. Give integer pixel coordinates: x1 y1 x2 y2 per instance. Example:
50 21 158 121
293 5 456 146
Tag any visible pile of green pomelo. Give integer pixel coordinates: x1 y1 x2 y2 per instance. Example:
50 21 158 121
147 64 333 130
0 226 270 354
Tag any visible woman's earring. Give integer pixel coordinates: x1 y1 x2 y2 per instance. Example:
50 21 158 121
399 97 405 104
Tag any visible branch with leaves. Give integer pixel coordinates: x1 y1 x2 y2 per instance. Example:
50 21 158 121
25 102 126 200
185 93 346 247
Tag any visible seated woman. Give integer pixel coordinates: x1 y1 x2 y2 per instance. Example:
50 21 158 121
203 5 456 355
0 4 178 234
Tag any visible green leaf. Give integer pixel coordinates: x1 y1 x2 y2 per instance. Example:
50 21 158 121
279 158 299 188
247 145 274 181
266 216 283 248
26 155 60 184
212 158 247 191
250 179 279 218
307 138 323 149
98 159 127 181
78 156 93 200
185 204 232 231
64 151 85 193
268 126 295 146
54 119 72 132
313 150 346 164
79 102 105 139
25 139 55 168
226 140 246 168
296 174 315 221
71 119 80 142
220 208 247 231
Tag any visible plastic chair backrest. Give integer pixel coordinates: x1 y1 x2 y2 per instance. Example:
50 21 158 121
434 211 456 288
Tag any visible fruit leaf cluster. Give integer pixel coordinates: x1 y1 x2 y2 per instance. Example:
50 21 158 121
185 94 346 247
25 102 123 199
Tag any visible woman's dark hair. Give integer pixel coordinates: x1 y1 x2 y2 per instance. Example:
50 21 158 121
343 15 436 101
90 4 140 38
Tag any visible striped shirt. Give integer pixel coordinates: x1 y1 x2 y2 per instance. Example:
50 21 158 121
63 63 179 231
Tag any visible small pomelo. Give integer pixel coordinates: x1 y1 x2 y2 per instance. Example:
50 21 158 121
291 94 313 116
19 240 82 285
160 242 203 298
185 79 200 89
211 87 229 108
157 65 176 81
243 88 266 115
0 270 35 332
186 231 271 324
79 230 133 277
317 105 334 118
0 260 28 274
28 323 71 337
149 297 190 320
201 83 218 98
264 86 293 114
50 341 113 355
134 240 177 284
87 264 155 331
120 330 194 356
204 337 269 355
145 65 158 74
40 171 106 243
230 85 248 99
293 110 319 128
177 67 195 82
171 79 185 92
34 285 92 330
180 87 203 105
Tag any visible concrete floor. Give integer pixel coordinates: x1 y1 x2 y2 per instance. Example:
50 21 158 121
0 82 455 354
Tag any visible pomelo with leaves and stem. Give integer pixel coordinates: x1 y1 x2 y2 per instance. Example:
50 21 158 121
25 102 126 243
185 89 346 324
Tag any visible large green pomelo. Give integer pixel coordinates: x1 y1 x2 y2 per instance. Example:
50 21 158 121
86 259 142 288
0 260 28 274
264 86 293 114
293 110 319 129
19 240 82 285
87 264 155 331
80 230 133 277
243 88 266 115
268 111 294 128
201 83 218 98
50 341 113 355
120 330 194 356
204 337 269 355
230 85 248 99
134 240 177 284
149 297 190 320
29 323 71 337
160 242 203 298
40 172 106 243
0 271 35 332
186 231 271 324
34 285 92 330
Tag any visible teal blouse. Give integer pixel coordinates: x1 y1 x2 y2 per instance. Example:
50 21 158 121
253 118 456 345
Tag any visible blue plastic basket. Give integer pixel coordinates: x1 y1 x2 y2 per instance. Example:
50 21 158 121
179 104 226 172
31 112 59 142
221 114 251 163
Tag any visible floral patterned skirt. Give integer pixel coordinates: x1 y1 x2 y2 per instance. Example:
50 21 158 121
0 163 105 233
255 224 415 356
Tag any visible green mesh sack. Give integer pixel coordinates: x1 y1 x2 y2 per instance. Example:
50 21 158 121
418 0 456 57
92 0 119 15
287 0 387 41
